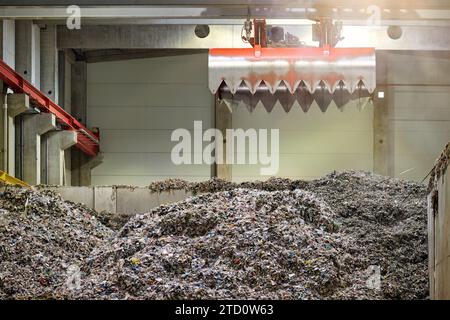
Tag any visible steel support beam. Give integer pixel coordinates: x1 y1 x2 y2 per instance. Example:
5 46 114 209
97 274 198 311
57 24 450 51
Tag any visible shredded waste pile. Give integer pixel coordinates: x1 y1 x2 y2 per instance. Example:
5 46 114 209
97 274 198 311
0 171 428 300
79 171 428 300
148 177 307 194
0 187 113 299
304 172 428 299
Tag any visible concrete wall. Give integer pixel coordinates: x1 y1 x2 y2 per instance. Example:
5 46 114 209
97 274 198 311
382 52 450 182
85 51 450 185
45 186 192 215
428 168 450 299
87 54 213 185
232 101 374 182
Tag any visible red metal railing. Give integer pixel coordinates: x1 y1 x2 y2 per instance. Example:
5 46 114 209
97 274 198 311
0 59 99 156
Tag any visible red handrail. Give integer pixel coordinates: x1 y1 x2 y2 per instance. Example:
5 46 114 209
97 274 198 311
0 59 99 156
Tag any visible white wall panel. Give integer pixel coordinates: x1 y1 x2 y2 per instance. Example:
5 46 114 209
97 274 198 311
87 54 213 185
386 51 450 182
231 100 374 182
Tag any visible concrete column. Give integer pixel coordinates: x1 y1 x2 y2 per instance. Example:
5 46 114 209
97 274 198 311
214 96 232 181
429 167 450 299
57 50 76 184
59 49 75 112
6 94 31 176
22 113 56 185
0 23 3 60
0 93 31 174
1 20 16 69
428 192 436 300
0 83 5 172
46 131 77 185
72 149 103 186
71 61 87 123
41 25 59 103
71 60 91 186
0 21 17 172
15 20 40 88
373 87 395 177
40 25 58 103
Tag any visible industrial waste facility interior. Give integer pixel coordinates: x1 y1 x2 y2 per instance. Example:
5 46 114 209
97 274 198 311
0 0 450 301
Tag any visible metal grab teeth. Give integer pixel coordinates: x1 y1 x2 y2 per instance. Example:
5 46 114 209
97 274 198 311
218 81 371 113
209 46 376 112
209 46 377 97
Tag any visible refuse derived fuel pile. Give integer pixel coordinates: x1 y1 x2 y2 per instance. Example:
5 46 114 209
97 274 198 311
0 171 428 299
0 188 113 299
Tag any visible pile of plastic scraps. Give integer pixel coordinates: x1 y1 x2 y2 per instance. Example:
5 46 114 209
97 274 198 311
0 187 113 299
304 171 429 299
73 189 343 299
75 171 428 300
0 171 429 300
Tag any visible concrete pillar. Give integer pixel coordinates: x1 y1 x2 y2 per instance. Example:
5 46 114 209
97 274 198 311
71 60 92 186
6 94 31 176
72 150 103 186
1 20 16 69
0 83 5 172
15 20 40 88
0 22 2 60
214 96 232 181
40 25 58 103
0 93 31 174
0 21 17 172
58 49 75 112
373 86 395 177
429 167 450 300
436 169 450 299
14 21 41 183
428 192 436 300
71 61 87 123
22 113 56 185
46 131 77 185
56 50 76 184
